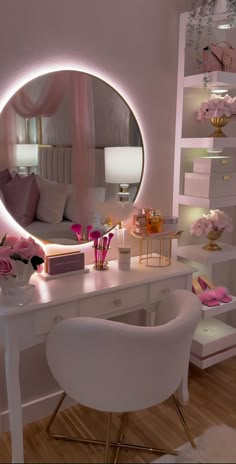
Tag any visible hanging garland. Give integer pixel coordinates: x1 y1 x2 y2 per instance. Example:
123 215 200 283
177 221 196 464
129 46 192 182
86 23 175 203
186 0 236 55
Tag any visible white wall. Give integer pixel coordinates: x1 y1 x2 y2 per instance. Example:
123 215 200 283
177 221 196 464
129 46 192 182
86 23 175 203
0 0 191 424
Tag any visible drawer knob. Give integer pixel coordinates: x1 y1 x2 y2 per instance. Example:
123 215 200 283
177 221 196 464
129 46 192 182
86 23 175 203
54 315 64 324
113 299 122 307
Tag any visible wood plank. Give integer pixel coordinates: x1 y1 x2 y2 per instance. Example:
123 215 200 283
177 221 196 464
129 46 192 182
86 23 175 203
0 358 235 463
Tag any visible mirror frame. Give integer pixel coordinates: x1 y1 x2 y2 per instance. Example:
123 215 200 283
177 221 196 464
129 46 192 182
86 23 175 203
0 66 145 252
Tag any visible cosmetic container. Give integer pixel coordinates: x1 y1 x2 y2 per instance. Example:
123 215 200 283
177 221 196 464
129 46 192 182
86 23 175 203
118 247 131 271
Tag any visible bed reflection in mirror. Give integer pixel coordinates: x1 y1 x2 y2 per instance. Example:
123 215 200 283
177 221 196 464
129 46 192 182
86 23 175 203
0 71 143 245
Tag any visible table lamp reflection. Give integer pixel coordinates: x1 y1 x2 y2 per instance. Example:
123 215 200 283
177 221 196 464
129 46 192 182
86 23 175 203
104 146 143 202
15 144 39 176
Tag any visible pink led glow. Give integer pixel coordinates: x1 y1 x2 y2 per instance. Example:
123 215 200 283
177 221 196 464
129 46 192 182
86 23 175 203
0 60 146 252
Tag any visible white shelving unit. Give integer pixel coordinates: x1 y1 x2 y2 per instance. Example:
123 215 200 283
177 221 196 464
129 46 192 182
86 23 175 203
174 12 236 369
177 243 236 264
181 137 236 149
178 194 236 209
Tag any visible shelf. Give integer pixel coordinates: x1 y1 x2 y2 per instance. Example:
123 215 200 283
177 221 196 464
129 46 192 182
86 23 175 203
178 194 236 209
181 137 236 149
177 243 236 264
190 318 236 369
201 295 236 319
190 345 236 369
184 71 236 90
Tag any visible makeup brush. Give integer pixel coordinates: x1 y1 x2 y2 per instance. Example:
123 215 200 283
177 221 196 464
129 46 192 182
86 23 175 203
71 224 82 242
103 232 114 263
90 230 101 267
102 236 108 265
87 225 93 241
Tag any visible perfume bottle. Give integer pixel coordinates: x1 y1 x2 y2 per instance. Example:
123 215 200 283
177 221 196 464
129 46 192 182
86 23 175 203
151 209 163 233
146 209 163 234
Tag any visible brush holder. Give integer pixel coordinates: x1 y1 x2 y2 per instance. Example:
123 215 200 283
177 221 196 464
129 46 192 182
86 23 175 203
93 245 109 271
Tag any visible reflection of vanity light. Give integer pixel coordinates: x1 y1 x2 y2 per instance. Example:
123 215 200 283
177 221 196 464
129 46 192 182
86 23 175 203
104 146 143 202
16 144 39 176
207 148 223 155
211 87 228 94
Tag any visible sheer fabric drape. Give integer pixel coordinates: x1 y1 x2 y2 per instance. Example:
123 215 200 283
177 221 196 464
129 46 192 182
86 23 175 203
11 72 67 118
0 105 16 170
0 71 96 229
71 72 95 227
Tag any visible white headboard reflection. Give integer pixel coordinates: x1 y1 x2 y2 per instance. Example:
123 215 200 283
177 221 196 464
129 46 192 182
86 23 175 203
38 146 106 186
38 146 72 183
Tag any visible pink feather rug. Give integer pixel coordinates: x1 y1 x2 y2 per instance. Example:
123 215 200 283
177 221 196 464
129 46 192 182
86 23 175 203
151 425 236 463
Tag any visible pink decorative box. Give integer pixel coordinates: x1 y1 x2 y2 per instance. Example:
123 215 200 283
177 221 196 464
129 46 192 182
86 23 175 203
46 252 85 275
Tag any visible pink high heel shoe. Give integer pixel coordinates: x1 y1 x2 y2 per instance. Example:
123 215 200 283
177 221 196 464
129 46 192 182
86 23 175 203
198 275 232 304
192 279 220 307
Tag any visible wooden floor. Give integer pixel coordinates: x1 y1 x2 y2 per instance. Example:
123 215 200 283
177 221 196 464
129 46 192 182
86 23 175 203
0 358 236 463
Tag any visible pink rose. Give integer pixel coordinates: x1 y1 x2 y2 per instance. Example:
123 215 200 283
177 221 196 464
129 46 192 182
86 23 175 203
13 237 45 261
4 235 19 247
32 242 45 260
0 257 15 276
13 237 36 260
0 246 12 257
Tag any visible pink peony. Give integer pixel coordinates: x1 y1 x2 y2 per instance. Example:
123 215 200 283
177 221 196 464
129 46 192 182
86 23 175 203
4 235 19 247
31 241 45 260
12 237 41 260
191 210 233 237
0 246 12 257
0 257 15 276
197 95 233 121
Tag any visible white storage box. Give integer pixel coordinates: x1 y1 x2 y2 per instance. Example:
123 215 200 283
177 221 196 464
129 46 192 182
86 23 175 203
191 318 236 358
184 172 236 198
193 156 236 174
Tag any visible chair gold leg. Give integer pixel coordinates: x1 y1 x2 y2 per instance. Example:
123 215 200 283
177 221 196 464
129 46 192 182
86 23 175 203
45 392 185 459
46 391 66 434
171 395 196 449
105 413 112 463
113 413 128 464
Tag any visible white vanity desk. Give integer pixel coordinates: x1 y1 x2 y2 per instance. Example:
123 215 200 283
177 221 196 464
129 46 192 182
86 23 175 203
0 255 193 463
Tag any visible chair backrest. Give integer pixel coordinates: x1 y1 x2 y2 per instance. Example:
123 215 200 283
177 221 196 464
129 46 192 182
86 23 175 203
46 290 201 413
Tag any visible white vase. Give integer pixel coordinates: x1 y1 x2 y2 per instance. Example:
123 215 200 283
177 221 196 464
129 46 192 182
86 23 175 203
14 260 35 286
0 261 35 295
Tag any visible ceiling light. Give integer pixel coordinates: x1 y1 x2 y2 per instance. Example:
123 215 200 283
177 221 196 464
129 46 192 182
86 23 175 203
217 22 232 30
211 88 229 94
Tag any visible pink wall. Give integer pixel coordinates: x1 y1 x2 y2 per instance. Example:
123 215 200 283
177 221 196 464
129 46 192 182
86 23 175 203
0 0 191 422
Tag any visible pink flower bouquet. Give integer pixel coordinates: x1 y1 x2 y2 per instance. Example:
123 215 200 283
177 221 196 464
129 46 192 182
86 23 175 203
197 94 236 121
190 210 233 237
0 234 45 279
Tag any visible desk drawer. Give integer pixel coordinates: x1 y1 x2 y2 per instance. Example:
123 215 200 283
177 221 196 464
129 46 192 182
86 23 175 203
80 286 147 317
34 302 79 335
149 276 186 304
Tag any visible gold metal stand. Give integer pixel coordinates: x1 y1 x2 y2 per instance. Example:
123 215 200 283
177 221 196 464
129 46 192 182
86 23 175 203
132 231 183 268
46 392 196 462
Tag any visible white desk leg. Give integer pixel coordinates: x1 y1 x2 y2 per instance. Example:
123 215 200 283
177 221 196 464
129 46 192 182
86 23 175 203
5 323 24 464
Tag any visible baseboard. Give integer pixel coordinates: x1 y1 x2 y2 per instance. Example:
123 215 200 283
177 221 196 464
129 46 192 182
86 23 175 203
0 390 76 433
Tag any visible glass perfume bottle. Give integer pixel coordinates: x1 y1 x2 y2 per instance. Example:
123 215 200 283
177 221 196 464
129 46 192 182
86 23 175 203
146 209 163 234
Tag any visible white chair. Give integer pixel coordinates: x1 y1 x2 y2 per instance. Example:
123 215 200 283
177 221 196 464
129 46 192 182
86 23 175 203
46 289 201 463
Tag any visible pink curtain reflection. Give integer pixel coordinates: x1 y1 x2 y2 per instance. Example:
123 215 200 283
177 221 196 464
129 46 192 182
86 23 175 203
11 72 67 118
0 71 96 231
71 72 95 229
0 104 16 169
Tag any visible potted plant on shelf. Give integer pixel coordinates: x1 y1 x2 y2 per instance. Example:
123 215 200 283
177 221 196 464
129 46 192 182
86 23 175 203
190 209 233 250
196 94 236 136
